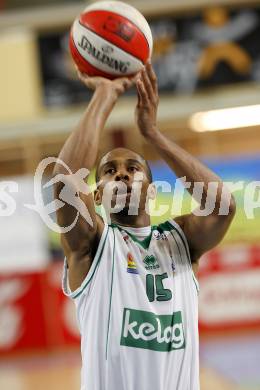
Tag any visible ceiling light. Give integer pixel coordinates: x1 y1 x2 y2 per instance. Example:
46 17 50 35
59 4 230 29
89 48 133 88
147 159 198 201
189 104 260 132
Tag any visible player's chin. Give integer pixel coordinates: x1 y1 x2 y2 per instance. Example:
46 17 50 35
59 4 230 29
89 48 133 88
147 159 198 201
114 207 130 216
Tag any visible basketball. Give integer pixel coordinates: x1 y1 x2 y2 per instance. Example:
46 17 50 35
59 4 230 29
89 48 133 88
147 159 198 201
69 1 153 79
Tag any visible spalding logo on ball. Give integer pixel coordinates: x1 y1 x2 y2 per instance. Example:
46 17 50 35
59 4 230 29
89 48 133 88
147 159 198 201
69 0 153 79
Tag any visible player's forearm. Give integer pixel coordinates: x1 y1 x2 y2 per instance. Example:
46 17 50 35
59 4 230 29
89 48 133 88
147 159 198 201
55 87 118 174
146 129 234 210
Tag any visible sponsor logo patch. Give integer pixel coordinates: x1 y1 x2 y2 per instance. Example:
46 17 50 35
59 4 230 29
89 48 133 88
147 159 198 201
143 255 160 270
127 253 138 274
153 230 168 240
120 308 185 352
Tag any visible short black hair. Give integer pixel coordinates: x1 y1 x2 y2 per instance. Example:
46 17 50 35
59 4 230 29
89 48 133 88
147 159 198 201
95 150 153 184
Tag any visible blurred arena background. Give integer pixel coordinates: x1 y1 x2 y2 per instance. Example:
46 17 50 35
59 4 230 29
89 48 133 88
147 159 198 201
0 0 260 389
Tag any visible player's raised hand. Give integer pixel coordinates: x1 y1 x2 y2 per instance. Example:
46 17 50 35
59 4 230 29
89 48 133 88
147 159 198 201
135 61 159 137
76 67 134 98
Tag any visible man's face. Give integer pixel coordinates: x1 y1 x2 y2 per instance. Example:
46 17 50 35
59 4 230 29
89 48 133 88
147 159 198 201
95 148 154 215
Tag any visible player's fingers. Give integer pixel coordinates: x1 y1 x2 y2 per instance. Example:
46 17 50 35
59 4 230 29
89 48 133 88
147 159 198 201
136 87 141 108
114 78 131 95
146 61 158 93
77 70 88 82
77 71 87 85
134 76 141 96
119 78 133 92
132 69 143 83
136 79 149 105
141 68 154 101
124 77 134 89
77 70 83 79
77 71 97 90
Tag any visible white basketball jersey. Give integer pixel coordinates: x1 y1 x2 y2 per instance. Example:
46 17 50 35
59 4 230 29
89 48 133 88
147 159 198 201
63 220 200 390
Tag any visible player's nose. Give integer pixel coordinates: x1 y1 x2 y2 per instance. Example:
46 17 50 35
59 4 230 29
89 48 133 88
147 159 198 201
115 170 130 181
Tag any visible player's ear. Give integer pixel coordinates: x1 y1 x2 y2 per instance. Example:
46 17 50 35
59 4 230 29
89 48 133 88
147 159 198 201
94 189 102 206
147 183 157 200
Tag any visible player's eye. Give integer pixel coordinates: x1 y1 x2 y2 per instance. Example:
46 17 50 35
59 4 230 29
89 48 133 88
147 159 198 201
129 166 139 172
105 168 116 175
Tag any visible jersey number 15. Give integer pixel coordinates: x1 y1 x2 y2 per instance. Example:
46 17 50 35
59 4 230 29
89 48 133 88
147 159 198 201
146 273 172 302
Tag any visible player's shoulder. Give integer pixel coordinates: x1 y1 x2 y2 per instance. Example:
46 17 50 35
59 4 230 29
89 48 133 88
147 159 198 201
156 218 184 233
155 218 189 249
171 215 185 230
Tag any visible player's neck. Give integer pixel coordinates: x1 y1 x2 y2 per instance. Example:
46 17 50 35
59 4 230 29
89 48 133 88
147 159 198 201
110 212 151 228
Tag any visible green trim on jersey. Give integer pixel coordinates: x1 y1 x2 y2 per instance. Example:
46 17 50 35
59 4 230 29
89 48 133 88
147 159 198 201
72 226 109 299
168 221 200 294
169 224 190 260
106 228 116 360
111 223 157 250
112 221 181 250
158 221 174 232
192 273 200 293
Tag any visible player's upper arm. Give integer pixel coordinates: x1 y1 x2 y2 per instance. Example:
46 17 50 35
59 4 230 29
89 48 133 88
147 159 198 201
53 176 99 250
52 168 104 290
174 195 236 264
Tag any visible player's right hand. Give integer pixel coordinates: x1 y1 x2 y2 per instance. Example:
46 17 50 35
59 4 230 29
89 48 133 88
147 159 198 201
76 67 135 97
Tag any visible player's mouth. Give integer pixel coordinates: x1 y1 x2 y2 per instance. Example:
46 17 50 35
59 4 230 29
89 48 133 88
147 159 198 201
113 181 132 194
114 186 132 197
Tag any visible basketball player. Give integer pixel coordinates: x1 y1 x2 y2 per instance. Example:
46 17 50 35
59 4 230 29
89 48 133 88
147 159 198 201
53 62 236 390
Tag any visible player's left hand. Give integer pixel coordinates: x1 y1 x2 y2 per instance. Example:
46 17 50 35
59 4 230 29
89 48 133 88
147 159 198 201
135 61 159 137
76 69 134 98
